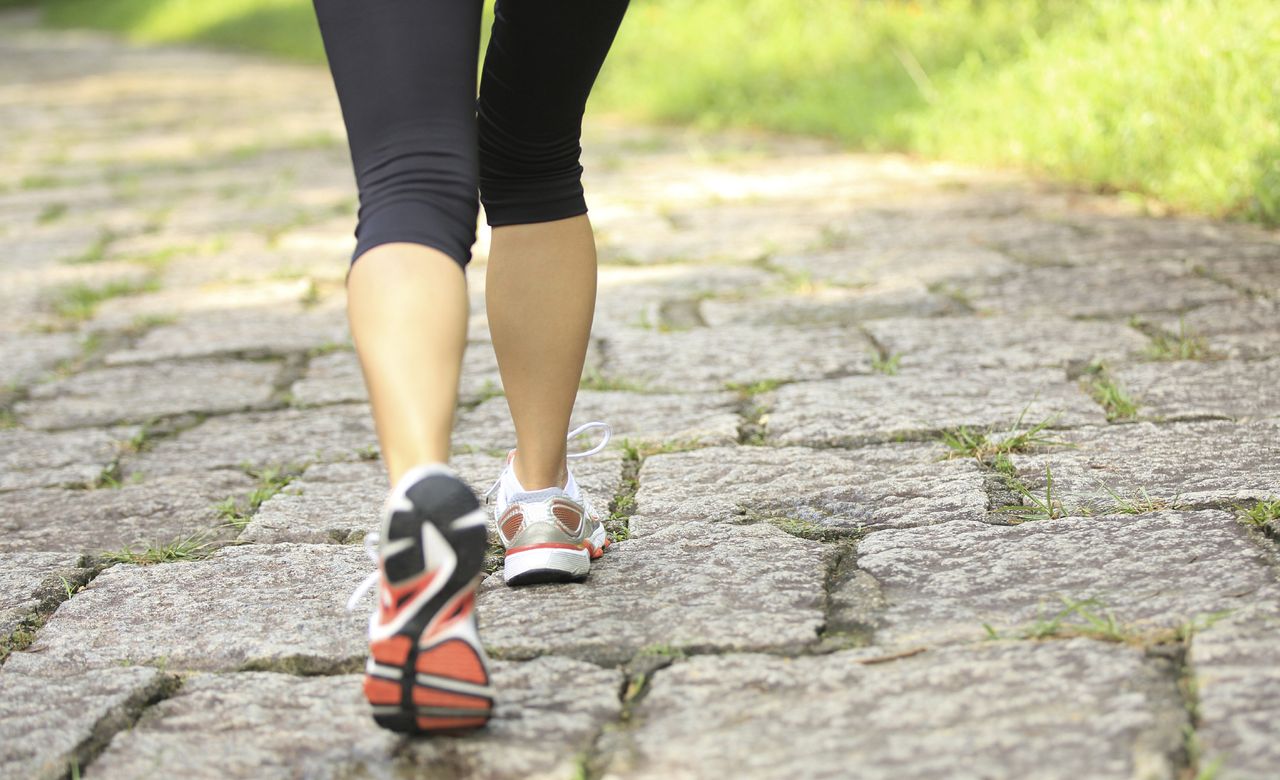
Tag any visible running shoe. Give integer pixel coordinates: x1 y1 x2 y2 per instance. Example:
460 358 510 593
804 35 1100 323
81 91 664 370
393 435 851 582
347 463 494 734
484 421 612 586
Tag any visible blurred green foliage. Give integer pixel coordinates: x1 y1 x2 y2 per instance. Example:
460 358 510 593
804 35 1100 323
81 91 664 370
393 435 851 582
11 0 1280 224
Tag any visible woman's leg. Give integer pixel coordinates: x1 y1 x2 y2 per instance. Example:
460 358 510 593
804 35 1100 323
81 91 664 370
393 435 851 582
479 0 631 491
312 0 483 487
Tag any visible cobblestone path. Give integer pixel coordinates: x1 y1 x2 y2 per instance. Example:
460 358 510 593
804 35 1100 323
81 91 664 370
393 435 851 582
2 9 1279 779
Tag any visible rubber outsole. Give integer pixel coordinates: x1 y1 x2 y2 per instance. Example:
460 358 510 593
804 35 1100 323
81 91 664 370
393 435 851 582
364 470 492 735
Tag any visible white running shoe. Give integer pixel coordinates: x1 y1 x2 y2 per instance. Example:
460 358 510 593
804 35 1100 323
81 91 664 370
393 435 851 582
484 421 612 586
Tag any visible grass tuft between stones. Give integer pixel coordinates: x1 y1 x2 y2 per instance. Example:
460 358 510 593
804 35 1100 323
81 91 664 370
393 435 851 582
983 596 1231 649
1081 361 1139 421
1235 497 1280 528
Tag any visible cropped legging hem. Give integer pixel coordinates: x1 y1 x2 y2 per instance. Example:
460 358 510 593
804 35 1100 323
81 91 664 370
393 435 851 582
313 0 630 272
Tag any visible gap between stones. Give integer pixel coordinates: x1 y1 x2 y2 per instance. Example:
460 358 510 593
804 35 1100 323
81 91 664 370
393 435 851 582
60 671 183 780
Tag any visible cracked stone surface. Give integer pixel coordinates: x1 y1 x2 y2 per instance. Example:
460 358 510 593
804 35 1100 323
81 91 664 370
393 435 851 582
700 285 965 328
855 510 1280 648
120 405 376 477
0 426 131 491
630 443 986 537
0 655 171 780
765 368 1106 446
608 640 1186 780
102 303 348 364
89 658 621 780
15 359 280 429
25 543 371 671
455 390 740 454
1145 299 1280 359
0 551 85 636
477 521 828 665
1012 420 1280 512
599 325 874 392
0 470 253 554
1188 610 1280 780
863 316 1149 371
1109 357 1280 421
4 12 1280 778
957 264 1238 318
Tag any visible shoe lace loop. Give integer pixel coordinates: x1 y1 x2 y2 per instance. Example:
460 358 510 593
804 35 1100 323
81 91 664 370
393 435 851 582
483 421 611 502
346 531 380 612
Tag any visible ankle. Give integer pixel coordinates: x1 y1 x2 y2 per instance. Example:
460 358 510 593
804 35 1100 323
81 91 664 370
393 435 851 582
510 452 569 491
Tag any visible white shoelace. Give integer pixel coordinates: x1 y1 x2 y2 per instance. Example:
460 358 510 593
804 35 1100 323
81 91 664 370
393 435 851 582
483 420 612 503
346 421 611 612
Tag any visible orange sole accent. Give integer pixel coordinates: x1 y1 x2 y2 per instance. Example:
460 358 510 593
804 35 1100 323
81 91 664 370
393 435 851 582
369 635 413 666
363 676 402 705
412 687 491 710
417 638 489 685
505 541 587 556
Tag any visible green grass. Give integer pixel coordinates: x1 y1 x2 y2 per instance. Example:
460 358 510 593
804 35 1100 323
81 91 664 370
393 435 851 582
49 276 161 322
1082 363 1140 421
1237 497 1280 528
102 531 218 564
998 464 1066 522
17 0 1280 224
1144 318 1212 361
941 409 1067 461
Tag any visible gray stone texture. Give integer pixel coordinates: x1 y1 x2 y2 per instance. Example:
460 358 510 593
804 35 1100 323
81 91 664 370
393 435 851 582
1111 357 1280 421
1013 420 1280 512
0 470 252 554
15 359 280 429
599 325 874 392
0 330 81 387
607 640 1186 780
455 389 740 455
120 404 376 478
855 511 1280 647
1189 610 1280 780
631 443 986 537
0 654 171 780
89 658 621 780
770 245 1019 291
864 315 1149 370
0 551 84 636
765 368 1106 447
26 543 371 671
477 521 828 664
958 264 1237 318
0 426 130 491
700 285 965 328
1146 299 1280 359
590 262 777 335
102 303 349 364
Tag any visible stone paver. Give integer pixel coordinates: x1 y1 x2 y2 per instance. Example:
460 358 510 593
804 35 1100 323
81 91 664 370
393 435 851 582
15 359 280 429
0 470 253 554
0 655 172 780
863 315 1149 371
3 10 1279 778
120 405 376 478
630 443 986 536
855 511 1280 648
25 543 371 672
607 640 1186 780
90 658 622 780
1188 611 1280 780
455 390 740 454
1110 357 1280 421
599 324 875 392
0 551 87 636
1012 420 1280 513
476 521 829 665
765 368 1107 446
0 426 131 491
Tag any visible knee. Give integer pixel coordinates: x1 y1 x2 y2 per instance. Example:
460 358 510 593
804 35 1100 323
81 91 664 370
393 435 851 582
476 109 587 227
349 120 479 269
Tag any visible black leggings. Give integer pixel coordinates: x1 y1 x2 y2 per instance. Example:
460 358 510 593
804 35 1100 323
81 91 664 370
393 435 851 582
311 0 630 269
